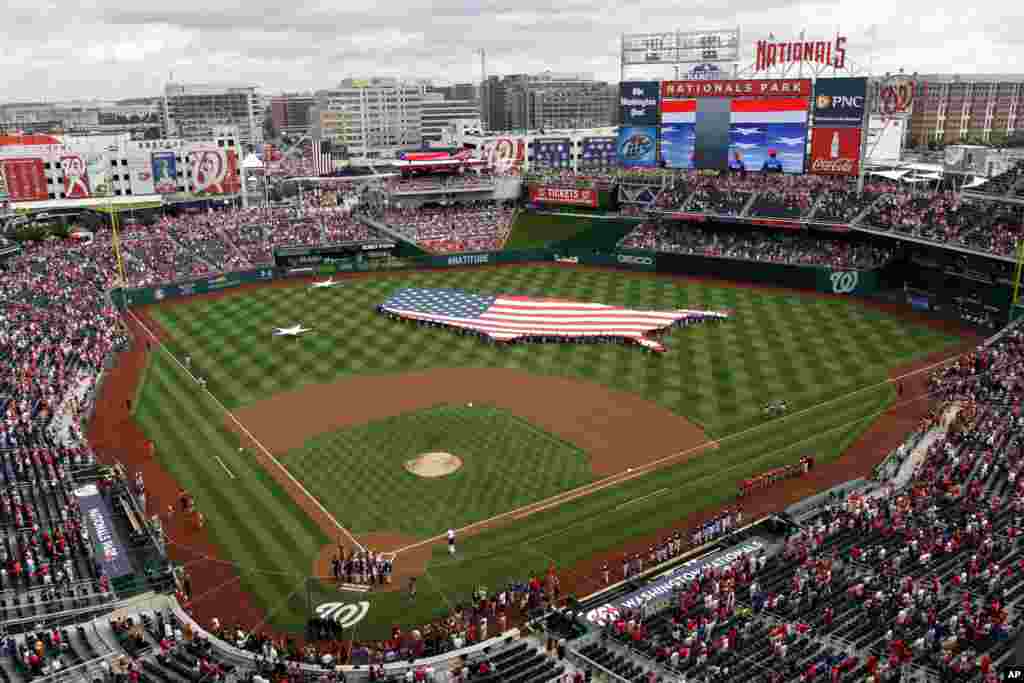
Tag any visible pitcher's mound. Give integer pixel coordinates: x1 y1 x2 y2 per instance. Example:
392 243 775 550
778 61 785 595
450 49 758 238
405 452 463 478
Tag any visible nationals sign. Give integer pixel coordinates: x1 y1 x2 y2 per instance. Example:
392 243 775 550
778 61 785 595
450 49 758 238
529 186 598 208
809 127 863 176
755 35 847 71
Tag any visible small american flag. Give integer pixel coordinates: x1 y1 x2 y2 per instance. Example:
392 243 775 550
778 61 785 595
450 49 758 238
312 139 332 177
380 288 729 352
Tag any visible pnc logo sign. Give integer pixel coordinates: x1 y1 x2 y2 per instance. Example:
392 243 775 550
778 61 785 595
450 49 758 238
816 94 864 110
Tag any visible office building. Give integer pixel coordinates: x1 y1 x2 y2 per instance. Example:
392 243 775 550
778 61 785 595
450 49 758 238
481 72 616 132
270 93 316 138
163 82 262 149
313 78 424 157
898 74 1024 147
421 93 480 142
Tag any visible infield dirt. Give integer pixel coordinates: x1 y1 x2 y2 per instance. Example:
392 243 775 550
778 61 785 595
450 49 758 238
230 367 710 477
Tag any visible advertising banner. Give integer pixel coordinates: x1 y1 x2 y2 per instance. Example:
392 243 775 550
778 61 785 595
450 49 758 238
585 538 766 625
812 77 867 127
1 158 48 201
528 186 598 207
619 81 661 127
151 152 178 194
482 137 526 174
88 154 112 197
579 137 617 171
189 147 241 195
660 98 808 172
617 126 658 168
809 126 863 176
74 484 134 579
532 138 572 170
128 153 156 195
865 116 905 163
61 154 90 199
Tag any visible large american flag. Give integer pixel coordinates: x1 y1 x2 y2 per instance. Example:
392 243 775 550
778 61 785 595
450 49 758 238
311 140 333 177
380 288 729 352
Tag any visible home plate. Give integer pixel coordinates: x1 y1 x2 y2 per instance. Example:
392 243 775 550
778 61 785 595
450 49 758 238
337 583 372 593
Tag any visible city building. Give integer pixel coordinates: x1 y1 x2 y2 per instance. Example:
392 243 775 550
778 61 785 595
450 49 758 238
427 83 479 103
897 74 1024 148
481 72 616 132
0 102 101 134
163 82 262 149
270 93 315 138
421 93 480 143
312 78 424 158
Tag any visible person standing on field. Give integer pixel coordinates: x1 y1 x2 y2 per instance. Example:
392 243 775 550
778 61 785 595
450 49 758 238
447 529 456 555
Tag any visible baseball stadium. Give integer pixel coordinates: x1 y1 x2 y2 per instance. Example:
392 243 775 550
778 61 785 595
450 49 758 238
3 34 1024 683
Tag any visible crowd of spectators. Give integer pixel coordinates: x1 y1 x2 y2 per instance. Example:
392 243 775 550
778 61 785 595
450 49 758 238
619 222 894 270
0 240 129 626
586 321 1024 683
383 202 515 253
387 174 495 195
862 190 1024 257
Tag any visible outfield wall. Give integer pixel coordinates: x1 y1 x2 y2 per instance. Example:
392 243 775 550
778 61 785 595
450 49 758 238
112 248 882 308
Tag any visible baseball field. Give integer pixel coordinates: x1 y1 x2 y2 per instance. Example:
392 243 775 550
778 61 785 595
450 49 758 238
121 263 965 638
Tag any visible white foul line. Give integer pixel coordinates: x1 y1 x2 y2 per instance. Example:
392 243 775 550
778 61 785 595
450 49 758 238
614 488 668 511
392 347 969 556
126 309 364 552
214 456 236 480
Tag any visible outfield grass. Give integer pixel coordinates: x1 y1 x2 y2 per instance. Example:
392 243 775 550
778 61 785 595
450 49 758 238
134 265 963 637
504 213 598 249
284 405 594 539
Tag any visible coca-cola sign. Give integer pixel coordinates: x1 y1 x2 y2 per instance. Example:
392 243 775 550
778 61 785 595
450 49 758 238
809 127 862 177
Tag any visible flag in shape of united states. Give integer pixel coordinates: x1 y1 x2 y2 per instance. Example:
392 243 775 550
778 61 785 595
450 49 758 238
380 288 730 352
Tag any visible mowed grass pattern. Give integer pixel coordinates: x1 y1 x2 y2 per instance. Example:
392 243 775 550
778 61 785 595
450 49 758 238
134 265 964 636
284 405 594 538
150 266 955 437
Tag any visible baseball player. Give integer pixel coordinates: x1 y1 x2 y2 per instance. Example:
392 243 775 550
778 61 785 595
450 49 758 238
447 528 456 555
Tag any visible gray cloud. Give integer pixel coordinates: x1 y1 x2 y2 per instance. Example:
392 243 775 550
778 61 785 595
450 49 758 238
2 0 1021 101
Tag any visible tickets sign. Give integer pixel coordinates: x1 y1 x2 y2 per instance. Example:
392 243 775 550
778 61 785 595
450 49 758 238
528 186 598 208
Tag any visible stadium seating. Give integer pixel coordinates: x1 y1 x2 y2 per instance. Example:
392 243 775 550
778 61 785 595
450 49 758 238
382 202 514 253
618 223 893 270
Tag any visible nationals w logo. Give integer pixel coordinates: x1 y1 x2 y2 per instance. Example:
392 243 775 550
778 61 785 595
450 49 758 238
315 601 370 628
830 271 859 294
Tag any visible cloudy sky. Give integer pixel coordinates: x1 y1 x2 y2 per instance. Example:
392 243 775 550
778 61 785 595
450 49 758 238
2 0 1021 101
